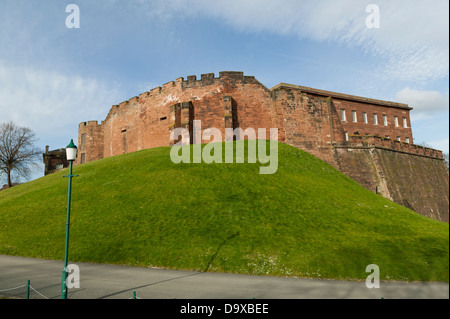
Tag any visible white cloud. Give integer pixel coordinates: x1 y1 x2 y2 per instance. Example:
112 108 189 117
0 60 121 142
141 0 449 83
395 87 449 117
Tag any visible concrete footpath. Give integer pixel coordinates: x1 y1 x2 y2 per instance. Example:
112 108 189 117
0 255 448 299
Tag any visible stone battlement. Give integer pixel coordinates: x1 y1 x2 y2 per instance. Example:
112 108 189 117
98 71 269 124
79 120 101 127
344 135 443 159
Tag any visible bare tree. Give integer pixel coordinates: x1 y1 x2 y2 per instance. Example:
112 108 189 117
0 121 40 188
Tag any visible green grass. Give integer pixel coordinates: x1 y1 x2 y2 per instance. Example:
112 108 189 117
0 141 448 282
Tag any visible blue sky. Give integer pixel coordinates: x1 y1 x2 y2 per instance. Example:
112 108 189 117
0 0 448 183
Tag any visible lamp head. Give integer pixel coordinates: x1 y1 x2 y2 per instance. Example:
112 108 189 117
66 139 78 161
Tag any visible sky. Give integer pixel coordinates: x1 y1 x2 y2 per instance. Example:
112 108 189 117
0 0 448 183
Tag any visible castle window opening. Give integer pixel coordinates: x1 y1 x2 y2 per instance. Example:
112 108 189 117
352 111 357 122
403 117 408 128
394 116 399 127
385 135 390 139
362 112 368 124
340 109 346 122
373 113 378 125
396 136 401 141
345 131 349 141
160 116 167 121
405 137 410 143
81 133 86 145
383 114 388 126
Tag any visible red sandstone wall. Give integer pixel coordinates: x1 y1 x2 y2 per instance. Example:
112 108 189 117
271 88 345 167
78 72 419 166
76 121 104 165
77 72 432 169
335 146 449 222
94 72 276 160
333 98 413 143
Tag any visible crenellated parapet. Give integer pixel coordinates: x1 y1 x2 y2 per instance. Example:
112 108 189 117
346 135 443 159
79 120 102 127
101 71 270 124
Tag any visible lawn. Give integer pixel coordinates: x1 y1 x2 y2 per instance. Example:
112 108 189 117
0 141 448 281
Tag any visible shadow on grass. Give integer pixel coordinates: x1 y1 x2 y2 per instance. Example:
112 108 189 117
203 232 240 273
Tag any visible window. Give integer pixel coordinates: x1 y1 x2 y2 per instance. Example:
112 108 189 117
345 131 349 141
160 116 167 121
383 114 388 126
340 109 346 121
403 117 408 128
363 112 368 124
396 136 401 141
56 164 63 170
81 153 86 164
394 116 399 127
81 133 86 145
405 137 410 143
385 135 390 139
373 113 378 125
352 111 357 122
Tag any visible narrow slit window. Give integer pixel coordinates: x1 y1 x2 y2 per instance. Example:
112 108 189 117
352 111 357 122
394 116 399 127
403 117 408 128
362 112 368 124
383 114 388 126
373 113 378 125
340 109 346 122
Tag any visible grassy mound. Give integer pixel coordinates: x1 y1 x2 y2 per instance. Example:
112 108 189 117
0 141 448 281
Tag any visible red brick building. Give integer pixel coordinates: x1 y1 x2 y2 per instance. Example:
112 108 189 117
77 71 448 222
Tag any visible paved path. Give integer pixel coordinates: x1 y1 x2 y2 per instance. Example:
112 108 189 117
0 255 448 299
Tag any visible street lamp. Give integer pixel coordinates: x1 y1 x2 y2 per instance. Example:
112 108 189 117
61 139 78 299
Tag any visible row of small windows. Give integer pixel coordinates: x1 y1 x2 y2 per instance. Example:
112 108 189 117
340 109 408 128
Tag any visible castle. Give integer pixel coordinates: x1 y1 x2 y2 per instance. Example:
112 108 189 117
76 71 449 222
